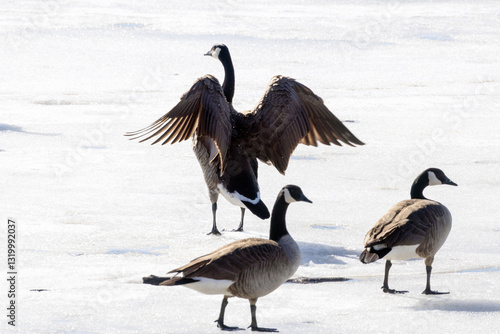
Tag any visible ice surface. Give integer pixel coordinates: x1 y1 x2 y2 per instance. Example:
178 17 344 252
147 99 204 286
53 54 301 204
1 1 499 333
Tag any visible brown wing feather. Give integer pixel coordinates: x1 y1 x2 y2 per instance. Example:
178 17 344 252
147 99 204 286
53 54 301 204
125 75 232 171
243 75 364 174
167 238 283 281
364 199 449 248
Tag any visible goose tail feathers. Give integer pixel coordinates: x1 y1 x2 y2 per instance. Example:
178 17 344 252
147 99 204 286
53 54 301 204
159 277 198 286
243 199 270 220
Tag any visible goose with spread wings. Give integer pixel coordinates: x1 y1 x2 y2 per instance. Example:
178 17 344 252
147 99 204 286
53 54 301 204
126 44 364 235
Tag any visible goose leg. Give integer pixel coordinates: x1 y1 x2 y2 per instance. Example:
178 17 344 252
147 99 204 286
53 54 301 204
248 299 277 332
208 202 222 236
233 208 245 232
382 260 408 294
215 296 242 331
422 265 449 295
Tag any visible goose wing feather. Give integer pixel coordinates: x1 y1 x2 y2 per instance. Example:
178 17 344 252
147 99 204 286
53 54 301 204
125 75 232 171
243 75 364 174
364 200 449 248
167 238 283 281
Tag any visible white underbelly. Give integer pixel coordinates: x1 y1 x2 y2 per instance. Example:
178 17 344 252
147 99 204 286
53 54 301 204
384 245 420 261
184 277 235 296
218 184 260 208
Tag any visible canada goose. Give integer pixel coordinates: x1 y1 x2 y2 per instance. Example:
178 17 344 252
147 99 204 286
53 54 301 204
360 168 457 294
155 185 311 332
126 44 363 235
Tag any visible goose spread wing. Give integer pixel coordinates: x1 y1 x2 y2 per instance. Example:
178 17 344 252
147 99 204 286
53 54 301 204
364 200 448 248
243 75 364 174
168 238 283 281
125 75 232 171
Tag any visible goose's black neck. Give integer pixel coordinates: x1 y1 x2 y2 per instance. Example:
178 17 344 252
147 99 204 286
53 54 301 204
269 196 290 242
410 174 428 200
220 53 235 104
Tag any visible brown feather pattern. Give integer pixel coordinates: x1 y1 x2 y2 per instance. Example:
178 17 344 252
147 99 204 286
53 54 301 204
126 74 363 175
125 75 232 171
243 76 364 174
363 199 452 259
166 238 283 282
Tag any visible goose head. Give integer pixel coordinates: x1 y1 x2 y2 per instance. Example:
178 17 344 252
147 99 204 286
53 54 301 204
423 168 457 187
281 185 313 204
204 44 230 62
411 168 457 199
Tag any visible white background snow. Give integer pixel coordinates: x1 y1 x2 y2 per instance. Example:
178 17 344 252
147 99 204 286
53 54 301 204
1 1 500 333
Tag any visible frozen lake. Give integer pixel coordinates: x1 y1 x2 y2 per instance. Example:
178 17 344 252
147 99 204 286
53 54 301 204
1 1 500 333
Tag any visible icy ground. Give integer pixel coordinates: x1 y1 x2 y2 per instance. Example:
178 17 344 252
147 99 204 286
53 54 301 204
1 1 500 333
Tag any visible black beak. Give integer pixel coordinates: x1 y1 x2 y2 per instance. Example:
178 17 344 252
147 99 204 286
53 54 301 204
446 179 458 186
301 194 313 204
204 51 211 56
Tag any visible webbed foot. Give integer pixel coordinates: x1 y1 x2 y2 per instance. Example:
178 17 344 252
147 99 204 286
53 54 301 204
382 286 408 294
422 289 449 295
207 228 222 236
215 320 243 331
249 325 278 332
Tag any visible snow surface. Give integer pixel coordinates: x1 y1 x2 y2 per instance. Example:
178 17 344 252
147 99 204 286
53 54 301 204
1 1 500 333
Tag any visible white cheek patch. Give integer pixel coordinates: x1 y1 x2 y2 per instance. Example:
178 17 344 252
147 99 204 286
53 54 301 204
428 171 442 186
283 188 295 204
211 47 221 60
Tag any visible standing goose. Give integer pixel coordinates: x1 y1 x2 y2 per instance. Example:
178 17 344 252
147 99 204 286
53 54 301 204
155 185 311 332
126 44 363 235
360 168 457 294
